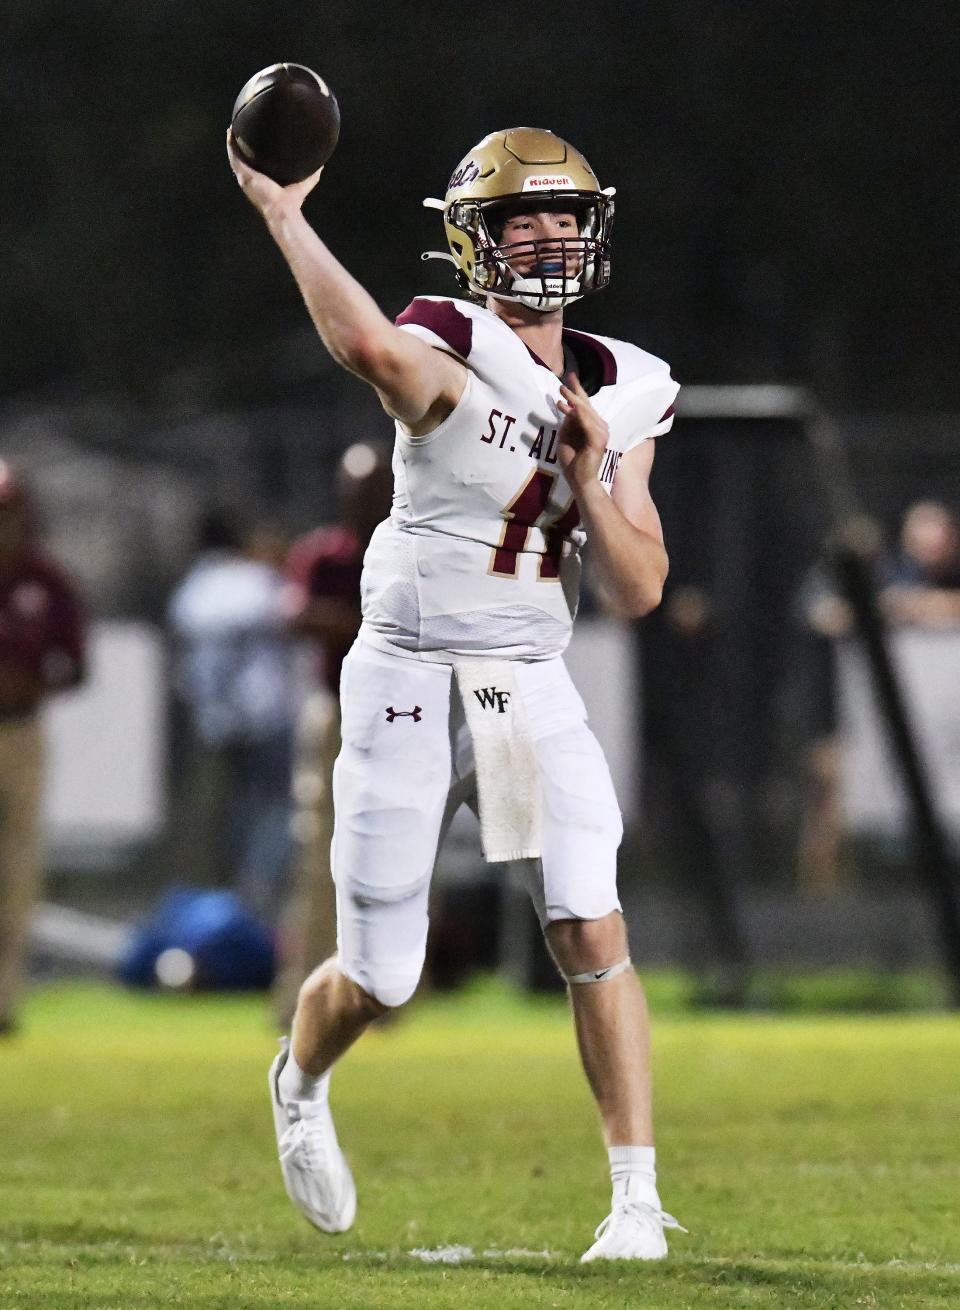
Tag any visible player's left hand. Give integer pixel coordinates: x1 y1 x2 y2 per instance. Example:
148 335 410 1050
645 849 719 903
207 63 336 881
557 374 609 491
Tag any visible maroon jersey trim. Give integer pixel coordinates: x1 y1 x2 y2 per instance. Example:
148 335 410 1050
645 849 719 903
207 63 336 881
561 328 618 385
524 329 618 390
396 298 473 359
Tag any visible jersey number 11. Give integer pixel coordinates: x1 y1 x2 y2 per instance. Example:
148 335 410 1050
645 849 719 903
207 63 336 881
490 469 580 581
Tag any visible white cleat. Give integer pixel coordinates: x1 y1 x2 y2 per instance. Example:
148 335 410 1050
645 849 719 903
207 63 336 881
580 1201 687 1262
268 1039 356 1233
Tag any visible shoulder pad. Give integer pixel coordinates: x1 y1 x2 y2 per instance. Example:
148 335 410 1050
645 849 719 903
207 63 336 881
395 297 473 359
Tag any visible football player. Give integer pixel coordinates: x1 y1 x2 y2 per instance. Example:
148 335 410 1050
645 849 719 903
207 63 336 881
229 126 683 1261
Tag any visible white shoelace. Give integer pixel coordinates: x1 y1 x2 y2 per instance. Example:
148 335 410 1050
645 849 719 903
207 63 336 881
594 1201 688 1241
277 1072 339 1172
280 1111 335 1168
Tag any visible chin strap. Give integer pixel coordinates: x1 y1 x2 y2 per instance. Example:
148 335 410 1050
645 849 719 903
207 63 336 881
508 277 583 312
564 957 632 986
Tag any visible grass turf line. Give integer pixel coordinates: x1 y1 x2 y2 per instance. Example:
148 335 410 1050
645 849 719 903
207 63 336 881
0 978 958 1309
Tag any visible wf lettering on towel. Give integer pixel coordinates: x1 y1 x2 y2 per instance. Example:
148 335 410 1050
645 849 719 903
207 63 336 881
473 687 511 713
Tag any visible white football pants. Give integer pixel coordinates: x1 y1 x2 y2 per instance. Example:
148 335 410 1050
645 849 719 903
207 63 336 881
331 640 623 1007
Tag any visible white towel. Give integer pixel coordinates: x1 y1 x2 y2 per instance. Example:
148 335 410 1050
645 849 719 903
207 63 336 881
453 659 542 862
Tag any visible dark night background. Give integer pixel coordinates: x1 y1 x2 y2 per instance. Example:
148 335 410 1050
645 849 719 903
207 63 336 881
4 1 958 410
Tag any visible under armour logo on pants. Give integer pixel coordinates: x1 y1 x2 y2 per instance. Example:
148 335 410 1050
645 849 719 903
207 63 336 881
385 706 422 723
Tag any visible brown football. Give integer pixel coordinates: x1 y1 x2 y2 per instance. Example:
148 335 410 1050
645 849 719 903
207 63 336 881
231 63 340 186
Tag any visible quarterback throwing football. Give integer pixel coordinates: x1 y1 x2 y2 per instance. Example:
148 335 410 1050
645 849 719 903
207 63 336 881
229 124 683 1262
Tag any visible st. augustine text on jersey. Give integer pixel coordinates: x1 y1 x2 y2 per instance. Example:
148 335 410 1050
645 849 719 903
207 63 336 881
477 407 579 582
480 404 624 581
480 407 622 485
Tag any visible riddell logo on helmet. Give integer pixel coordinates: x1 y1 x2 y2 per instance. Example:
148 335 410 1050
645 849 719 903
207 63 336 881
522 174 575 190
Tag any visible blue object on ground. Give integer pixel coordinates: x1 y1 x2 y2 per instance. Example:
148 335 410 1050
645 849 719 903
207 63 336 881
117 888 275 990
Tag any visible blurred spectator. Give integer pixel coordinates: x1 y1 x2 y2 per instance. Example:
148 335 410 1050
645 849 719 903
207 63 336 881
167 509 295 924
272 442 393 1025
792 561 850 893
0 462 87 1034
879 500 960 628
792 517 884 893
793 504 960 891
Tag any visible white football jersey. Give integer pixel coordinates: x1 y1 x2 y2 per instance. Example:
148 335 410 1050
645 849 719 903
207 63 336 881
359 297 678 661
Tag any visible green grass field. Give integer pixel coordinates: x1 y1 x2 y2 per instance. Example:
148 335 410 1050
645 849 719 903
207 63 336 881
1 978 958 1309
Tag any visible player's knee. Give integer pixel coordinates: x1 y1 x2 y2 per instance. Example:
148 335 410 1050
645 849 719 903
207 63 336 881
545 910 627 975
344 972 400 1016
339 957 422 1011
345 873 428 908
297 958 394 1019
366 974 420 1010
336 882 430 1011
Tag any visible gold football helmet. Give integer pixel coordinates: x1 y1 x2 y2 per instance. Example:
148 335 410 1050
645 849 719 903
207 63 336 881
422 127 615 312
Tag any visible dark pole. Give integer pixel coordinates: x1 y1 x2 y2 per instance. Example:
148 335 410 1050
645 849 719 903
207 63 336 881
807 409 960 1004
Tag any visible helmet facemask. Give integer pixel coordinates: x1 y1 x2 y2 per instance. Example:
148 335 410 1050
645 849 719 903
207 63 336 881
446 191 613 312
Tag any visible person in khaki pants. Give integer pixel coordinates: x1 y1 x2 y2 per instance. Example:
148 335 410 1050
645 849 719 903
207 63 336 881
0 463 86 1035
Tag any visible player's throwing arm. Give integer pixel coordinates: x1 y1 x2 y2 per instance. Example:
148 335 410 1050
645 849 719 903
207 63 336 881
226 137 465 434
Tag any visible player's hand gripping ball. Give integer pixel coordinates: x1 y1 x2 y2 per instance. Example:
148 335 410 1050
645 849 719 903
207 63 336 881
230 63 340 186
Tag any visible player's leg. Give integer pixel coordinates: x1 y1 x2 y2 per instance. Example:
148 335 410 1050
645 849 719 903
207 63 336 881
545 914 685 1261
515 658 683 1261
288 648 454 1071
545 911 652 1145
287 847 436 1077
269 644 454 1232
285 761 473 1067
269 881 428 1237
515 657 645 1142
286 763 473 1071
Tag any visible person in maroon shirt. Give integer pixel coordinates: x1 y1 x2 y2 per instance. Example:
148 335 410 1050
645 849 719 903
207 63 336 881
273 441 393 1025
0 462 87 1034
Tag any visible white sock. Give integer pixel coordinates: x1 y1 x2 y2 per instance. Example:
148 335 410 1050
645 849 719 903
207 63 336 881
609 1145 660 1210
277 1046 329 1103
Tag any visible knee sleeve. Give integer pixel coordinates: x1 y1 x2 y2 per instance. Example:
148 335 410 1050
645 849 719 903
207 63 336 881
563 957 632 985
